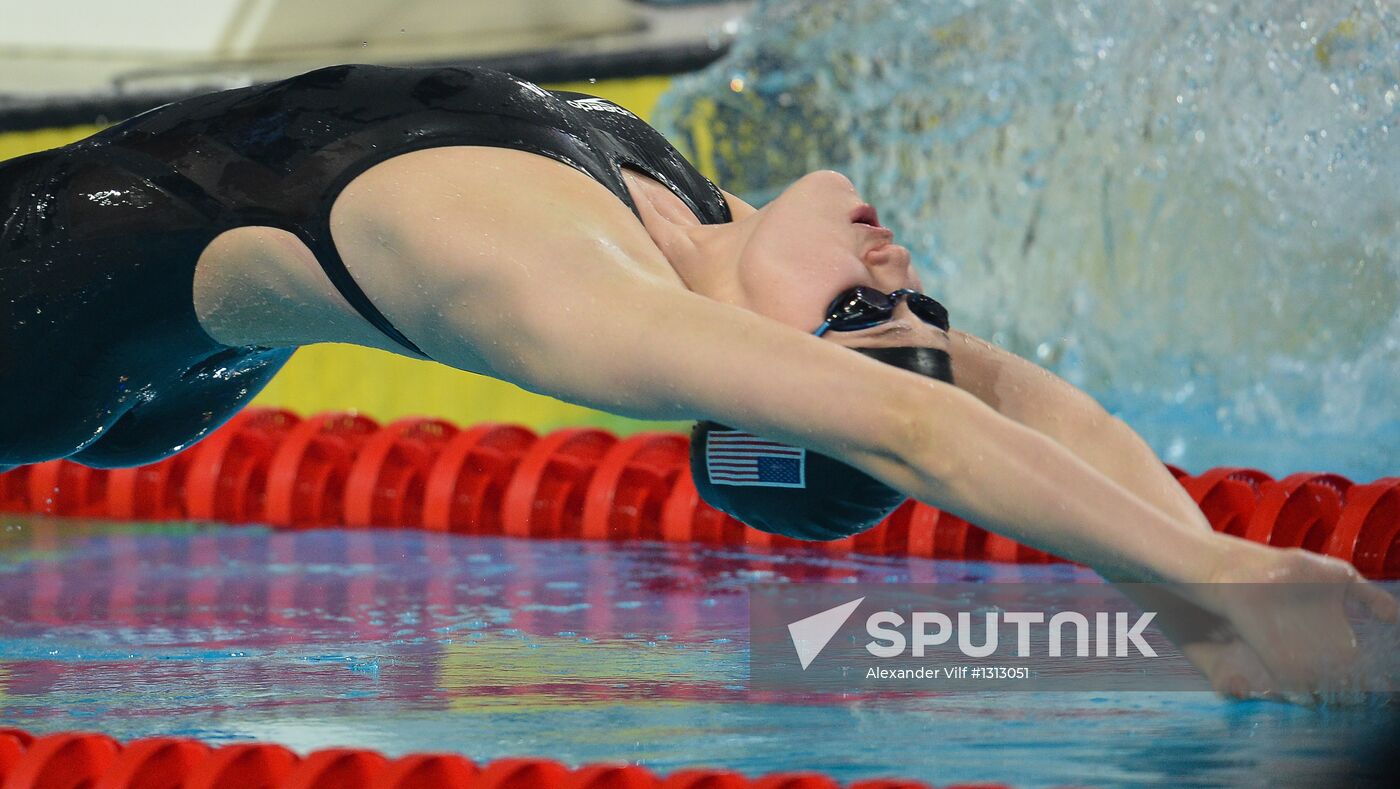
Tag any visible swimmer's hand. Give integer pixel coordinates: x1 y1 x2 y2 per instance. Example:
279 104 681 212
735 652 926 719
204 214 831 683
1144 595 1334 704
1176 538 1398 704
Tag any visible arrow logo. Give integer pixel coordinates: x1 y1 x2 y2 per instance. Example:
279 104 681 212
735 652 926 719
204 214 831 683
787 597 864 669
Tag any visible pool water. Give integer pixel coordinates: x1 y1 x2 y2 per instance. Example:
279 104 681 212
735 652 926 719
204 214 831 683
1 516 1396 788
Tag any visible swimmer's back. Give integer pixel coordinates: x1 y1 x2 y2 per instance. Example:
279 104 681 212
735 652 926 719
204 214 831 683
99 63 730 355
1 63 729 467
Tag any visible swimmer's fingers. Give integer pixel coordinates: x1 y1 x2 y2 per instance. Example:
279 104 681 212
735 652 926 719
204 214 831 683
1243 688 1377 707
1317 553 1396 623
1211 659 1326 706
1348 575 1399 624
1275 690 1322 707
1177 628 1330 706
1215 667 1314 706
1195 642 1282 701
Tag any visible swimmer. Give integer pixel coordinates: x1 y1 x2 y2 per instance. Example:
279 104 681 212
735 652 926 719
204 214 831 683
0 64 1392 701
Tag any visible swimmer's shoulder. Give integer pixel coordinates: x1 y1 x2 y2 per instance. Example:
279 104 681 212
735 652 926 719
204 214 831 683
334 144 683 291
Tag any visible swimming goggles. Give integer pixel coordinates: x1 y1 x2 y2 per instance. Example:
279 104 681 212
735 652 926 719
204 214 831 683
813 287 949 337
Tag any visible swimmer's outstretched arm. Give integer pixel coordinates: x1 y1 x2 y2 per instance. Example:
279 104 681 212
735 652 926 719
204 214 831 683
937 331 1394 699
376 175 1234 587
943 329 1211 536
490 272 1395 695
510 284 1213 582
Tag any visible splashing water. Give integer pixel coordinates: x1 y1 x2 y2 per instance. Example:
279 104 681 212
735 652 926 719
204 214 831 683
656 0 1400 479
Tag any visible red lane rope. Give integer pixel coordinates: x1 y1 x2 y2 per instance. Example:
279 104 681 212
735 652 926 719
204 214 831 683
0 728 1041 789
1 408 1396 578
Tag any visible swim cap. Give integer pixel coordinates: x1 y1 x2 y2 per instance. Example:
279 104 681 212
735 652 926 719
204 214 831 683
690 346 954 541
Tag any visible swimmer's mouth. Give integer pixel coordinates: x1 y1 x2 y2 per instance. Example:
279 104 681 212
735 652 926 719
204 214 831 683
850 203 882 228
853 204 894 254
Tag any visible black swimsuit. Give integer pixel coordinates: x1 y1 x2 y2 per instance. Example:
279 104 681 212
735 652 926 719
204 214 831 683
0 64 731 468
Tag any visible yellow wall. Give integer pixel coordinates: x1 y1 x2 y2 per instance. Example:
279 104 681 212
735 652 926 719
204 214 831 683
0 74 688 435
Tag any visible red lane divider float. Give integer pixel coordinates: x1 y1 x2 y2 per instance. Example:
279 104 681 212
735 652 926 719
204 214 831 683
264 412 381 528
0 465 31 513
422 423 537 534
25 460 106 518
581 433 688 542
1243 472 1352 551
0 728 1043 789
184 407 301 523
0 409 1397 578
1327 477 1400 579
344 418 460 529
93 737 211 789
2 731 122 788
501 428 617 539
1182 467 1274 538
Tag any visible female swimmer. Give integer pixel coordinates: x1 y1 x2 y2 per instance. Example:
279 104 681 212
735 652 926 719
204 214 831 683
0 64 1392 701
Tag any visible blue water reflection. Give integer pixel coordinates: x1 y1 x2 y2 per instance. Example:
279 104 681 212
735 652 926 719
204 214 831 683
0 517 1394 787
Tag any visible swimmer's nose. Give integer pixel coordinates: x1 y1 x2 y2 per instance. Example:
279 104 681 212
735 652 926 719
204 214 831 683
863 244 915 290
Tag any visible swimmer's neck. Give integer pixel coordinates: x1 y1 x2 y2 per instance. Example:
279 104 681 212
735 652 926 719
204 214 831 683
619 169 756 303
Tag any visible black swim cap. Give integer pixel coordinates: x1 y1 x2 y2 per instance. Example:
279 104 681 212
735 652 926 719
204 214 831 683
690 346 954 541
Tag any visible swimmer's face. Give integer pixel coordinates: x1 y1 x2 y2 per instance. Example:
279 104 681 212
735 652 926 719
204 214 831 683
734 170 947 352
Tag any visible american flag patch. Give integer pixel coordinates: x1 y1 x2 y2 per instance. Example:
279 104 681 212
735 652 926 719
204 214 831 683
705 429 806 488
